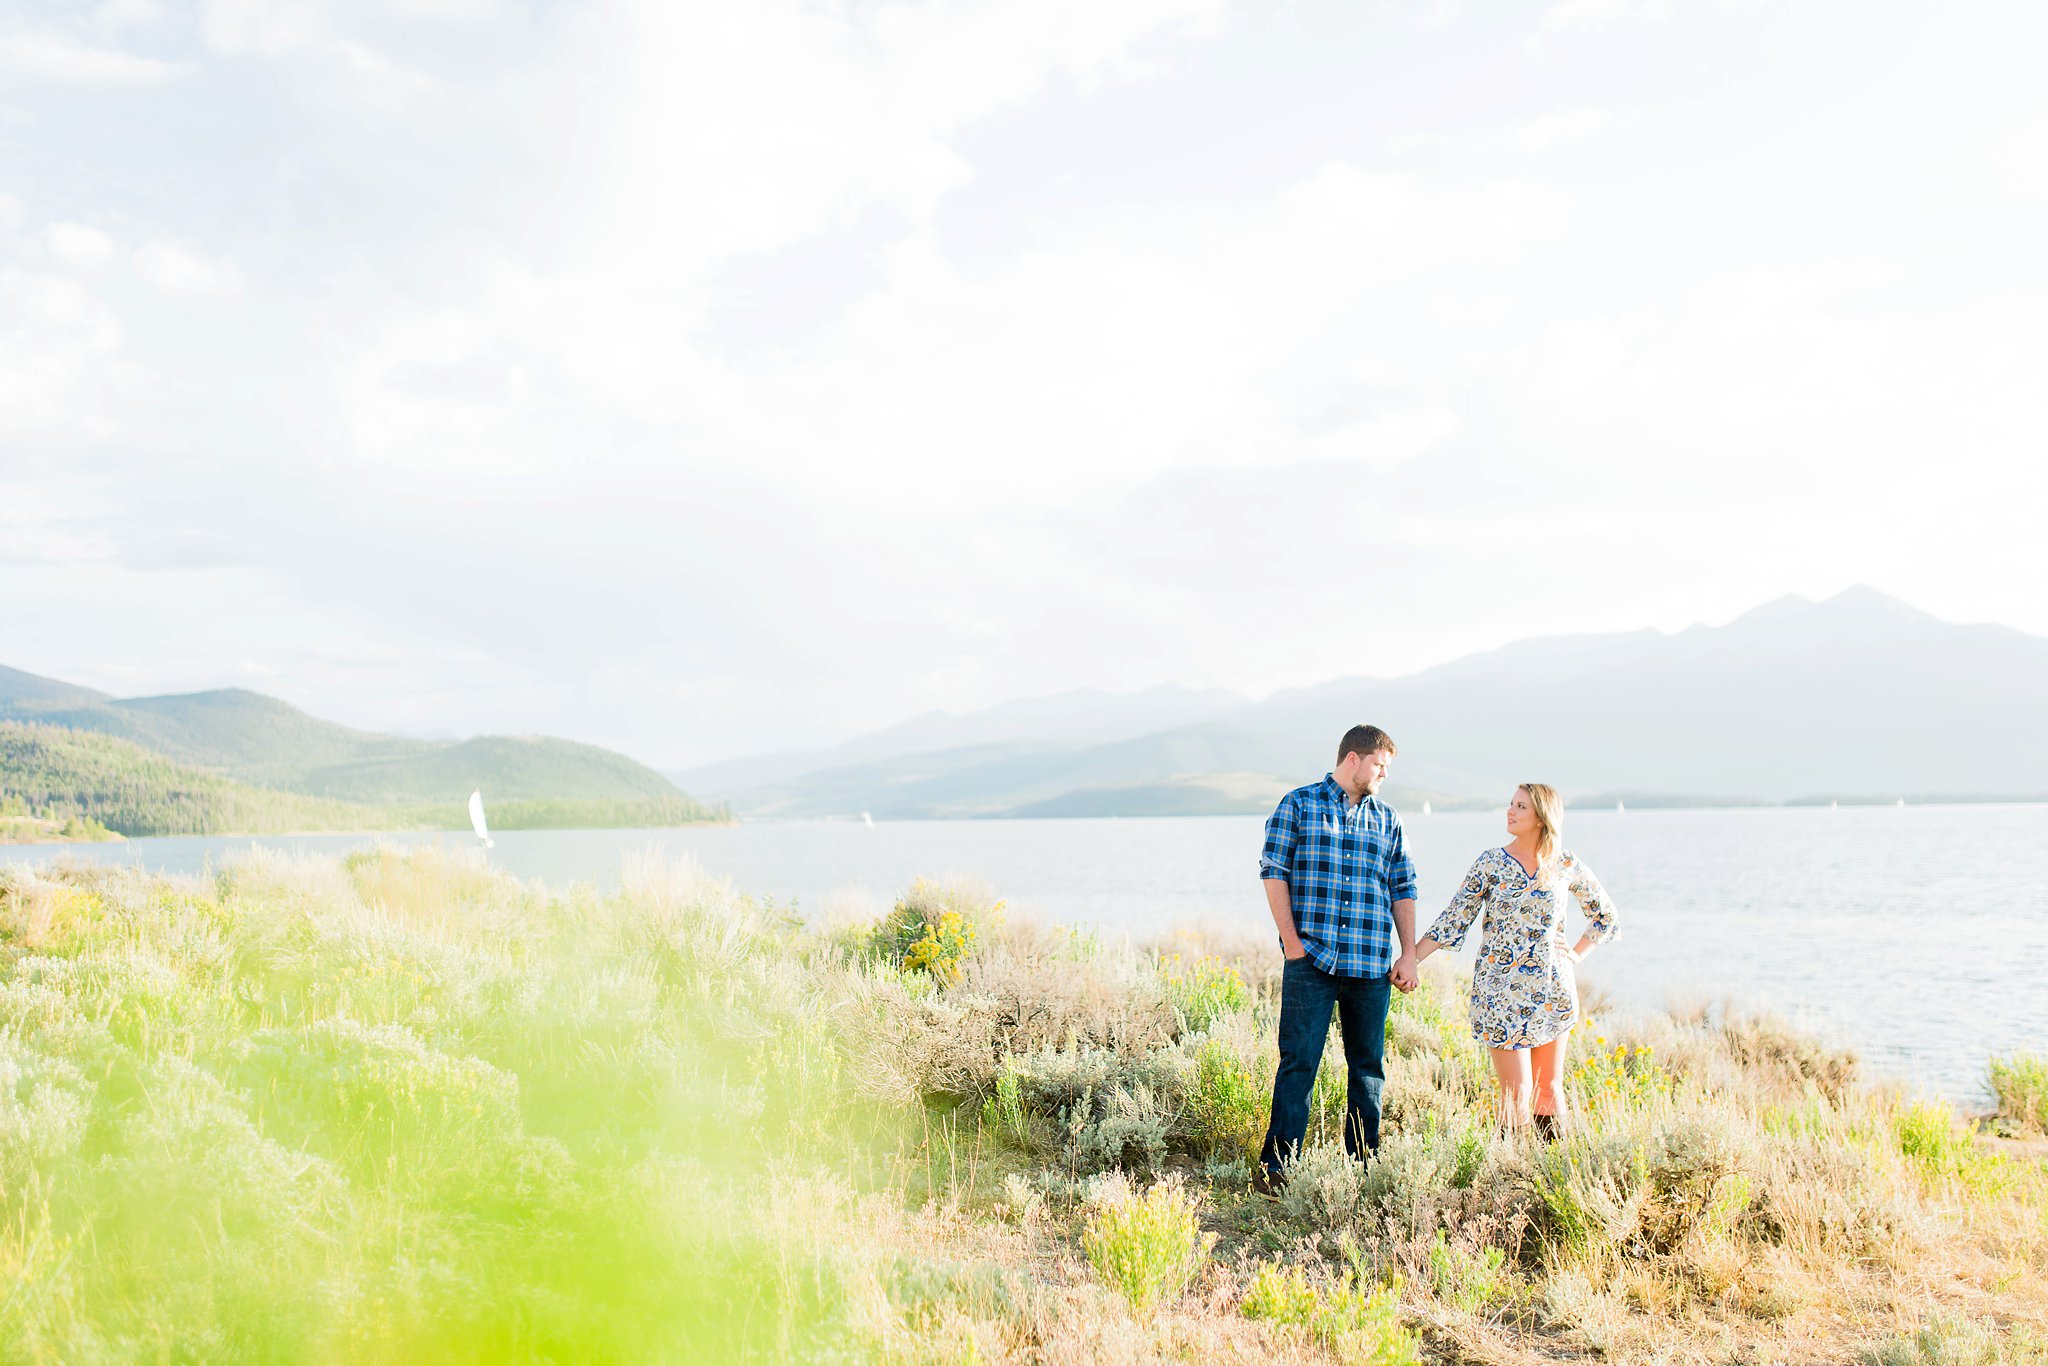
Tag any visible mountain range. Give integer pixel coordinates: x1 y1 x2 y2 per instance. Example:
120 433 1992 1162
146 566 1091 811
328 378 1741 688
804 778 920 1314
8 585 2038 831
672 587 2048 818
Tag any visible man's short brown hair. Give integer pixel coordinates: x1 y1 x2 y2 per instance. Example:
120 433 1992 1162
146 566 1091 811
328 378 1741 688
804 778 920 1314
1337 724 1398 764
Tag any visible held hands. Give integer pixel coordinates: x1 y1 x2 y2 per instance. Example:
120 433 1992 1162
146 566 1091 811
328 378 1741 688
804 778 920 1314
1389 952 1419 994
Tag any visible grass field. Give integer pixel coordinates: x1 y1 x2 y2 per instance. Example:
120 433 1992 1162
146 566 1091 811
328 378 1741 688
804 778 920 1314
0 850 2042 1363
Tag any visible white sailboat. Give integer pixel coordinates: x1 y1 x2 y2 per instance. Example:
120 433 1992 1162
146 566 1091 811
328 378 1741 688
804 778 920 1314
468 789 494 849
1421 800 1431 816
1616 800 1626 813
861 811 875 829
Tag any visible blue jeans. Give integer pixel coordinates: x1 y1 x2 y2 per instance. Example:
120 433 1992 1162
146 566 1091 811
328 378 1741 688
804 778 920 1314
1259 956 1390 1173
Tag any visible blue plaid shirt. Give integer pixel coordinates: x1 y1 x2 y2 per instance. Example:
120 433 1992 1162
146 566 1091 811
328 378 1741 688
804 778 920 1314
1259 776 1419 977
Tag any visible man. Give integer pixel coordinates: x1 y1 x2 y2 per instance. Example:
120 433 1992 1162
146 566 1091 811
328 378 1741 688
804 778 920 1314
1255 724 1419 1191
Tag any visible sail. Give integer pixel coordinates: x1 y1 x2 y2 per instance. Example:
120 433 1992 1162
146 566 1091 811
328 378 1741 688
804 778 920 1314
468 789 494 848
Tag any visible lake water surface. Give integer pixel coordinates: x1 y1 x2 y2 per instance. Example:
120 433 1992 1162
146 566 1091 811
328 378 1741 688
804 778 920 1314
10 805 2044 1102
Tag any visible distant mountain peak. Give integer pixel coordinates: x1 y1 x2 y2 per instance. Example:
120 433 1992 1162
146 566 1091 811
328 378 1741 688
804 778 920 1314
1723 584 1940 632
140 686 296 707
1820 584 1939 620
0 663 110 709
1725 592 1815 625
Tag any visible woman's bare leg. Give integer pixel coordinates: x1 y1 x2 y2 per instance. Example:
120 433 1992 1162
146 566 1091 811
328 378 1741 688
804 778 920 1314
1529 1030 1573 1135
1488 1047 1533 1134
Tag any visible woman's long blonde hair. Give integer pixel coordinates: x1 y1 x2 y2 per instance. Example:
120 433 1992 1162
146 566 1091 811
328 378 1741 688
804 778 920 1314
1518 783 1564 879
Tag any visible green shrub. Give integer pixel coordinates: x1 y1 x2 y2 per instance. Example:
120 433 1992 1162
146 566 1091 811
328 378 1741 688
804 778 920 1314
885 1255 1023 1334
1641 1118 1755 1252
1159 954 1249 1034
0 1038 92 1186
1896 1102 1961 1169
1450 1120 1487 1189
1241 1259 1319 1322
93 1056 343 1241
1080 1177 1215 1317
1181 1038 1265 1163
1896 1101 2015 1197
11 948 235 1057
1386 972 1481 1063
1276 1141 1369 1233
980 1065 1033 1149
1987 1053 2048 1133
870 880 998 985
1240 1260 1419 1362
1570 1038 1673 1108
1308 1029 1350 1143
1724 1013 1859 1101
1003 1045 1181 1174
1425 1230 1511 1312
1862 1310 2048 1365
903 912 976 982
1525 1137 1649 1266
230 1018 522 1181
1361 1114 1489 1236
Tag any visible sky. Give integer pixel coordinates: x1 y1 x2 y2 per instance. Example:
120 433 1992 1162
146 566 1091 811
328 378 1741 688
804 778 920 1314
3 0 2045 769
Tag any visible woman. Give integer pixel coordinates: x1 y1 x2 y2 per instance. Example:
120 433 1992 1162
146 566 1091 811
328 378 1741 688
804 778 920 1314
1410 784 1618 1138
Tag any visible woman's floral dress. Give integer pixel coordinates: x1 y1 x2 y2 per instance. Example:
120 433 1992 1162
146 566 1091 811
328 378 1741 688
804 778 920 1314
1423 847 1619 1049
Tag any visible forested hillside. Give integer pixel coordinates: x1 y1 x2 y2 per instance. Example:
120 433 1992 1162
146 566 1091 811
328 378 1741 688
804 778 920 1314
0 722 410 838
0 723 728 840
0 670 695 807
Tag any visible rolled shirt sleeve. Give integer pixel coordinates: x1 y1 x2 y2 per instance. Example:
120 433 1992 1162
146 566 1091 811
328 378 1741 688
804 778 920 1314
1258 790 1299 883
1386 812 1419 903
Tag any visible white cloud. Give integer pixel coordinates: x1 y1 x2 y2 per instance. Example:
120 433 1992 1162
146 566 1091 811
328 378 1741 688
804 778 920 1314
1298 406 1466 473
1513 107 1612 152
46 221 118 268
1544 0 1671 29
0 265 134 441
313 151 1567 529
0 25 190 88
5 0 2048 762
0 485 116 565
702 163 1566 513
131 240 242 298
94 0 167 35
284 0 1236 494
539 0 1224 290
198 0 327 57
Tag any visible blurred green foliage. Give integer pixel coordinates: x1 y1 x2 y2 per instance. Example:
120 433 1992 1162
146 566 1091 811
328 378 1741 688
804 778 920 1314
0 849 896 1361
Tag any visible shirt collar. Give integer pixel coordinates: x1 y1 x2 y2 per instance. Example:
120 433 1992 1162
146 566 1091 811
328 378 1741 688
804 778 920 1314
1321 774 1369 810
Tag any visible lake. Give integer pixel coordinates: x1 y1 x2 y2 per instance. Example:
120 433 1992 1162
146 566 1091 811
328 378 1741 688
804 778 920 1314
8 804 2044 1103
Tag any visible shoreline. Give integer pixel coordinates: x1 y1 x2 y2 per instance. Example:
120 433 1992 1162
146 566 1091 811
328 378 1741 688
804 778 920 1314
727 797 2048 821
0 817 738 847
8 803 2044 843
